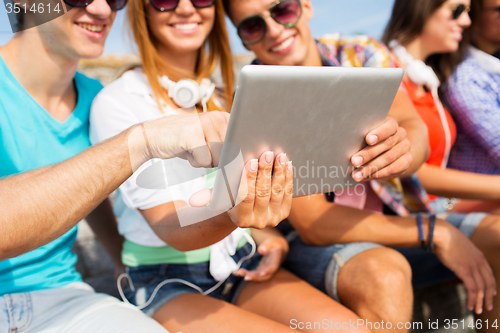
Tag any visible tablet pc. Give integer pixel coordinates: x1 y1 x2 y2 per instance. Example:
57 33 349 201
210 65 404 211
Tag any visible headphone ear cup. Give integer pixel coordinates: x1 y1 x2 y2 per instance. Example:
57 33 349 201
171 80 201 108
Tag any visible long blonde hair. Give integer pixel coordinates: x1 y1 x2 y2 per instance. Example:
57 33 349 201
127 0 234 112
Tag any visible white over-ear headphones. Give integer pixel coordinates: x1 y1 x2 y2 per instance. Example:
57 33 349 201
158 76 216 112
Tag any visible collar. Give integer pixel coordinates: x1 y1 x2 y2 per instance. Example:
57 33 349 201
251 39 341 67
469 46 500 74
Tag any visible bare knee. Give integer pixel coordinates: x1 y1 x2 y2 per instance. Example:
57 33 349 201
473 215 500 262
339 248 412 300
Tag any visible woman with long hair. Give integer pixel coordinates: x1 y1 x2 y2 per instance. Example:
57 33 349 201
383 0 500 322
88 0 368 332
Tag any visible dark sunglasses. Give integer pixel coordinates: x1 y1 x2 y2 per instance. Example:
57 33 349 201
63 0 128 11
451 3 470 20
237 0 302 46
149 0 214 12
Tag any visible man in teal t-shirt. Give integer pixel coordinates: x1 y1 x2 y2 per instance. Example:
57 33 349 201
0 2 167 333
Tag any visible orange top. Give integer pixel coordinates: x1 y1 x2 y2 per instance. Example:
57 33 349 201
402 77 457 168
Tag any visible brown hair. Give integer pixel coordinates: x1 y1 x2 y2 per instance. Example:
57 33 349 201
382 0 468 83
127 0 234 112
221 0 231 19
469 0 485 44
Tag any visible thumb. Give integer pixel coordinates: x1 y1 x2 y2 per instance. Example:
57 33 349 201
188 188 212 207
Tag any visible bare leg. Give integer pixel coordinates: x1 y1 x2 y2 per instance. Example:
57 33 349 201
152 293 295 333
337 248 414 333
470 215 500 333
452 200 500 215
236 269 370 333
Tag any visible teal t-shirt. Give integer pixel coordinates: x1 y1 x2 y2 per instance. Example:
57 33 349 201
0 55 103 295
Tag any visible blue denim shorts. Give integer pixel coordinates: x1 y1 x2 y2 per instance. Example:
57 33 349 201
283 211 488 303
123 243 261 316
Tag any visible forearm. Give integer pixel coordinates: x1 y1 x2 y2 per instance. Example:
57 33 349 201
389 91 429 175
0 126 139 261
142 202 237 252
288 195 430 247
417 163 500 200
85 198 124 265
400 117 429 175
251 227 288 247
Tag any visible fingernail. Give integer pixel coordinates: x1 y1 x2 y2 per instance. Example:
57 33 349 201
250 159 258 172
368 135 378 145
353 170 363 181
279 154 287 166
488 305 494 311
265 152 274 164
287 161 293 172
244 276 252 281
478 308 483 314
352 156 363 167
259 272 266 277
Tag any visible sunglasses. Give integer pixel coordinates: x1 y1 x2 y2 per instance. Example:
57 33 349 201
451 3 470 20
237 0 302 46
149 0 214 12
63 0 127 11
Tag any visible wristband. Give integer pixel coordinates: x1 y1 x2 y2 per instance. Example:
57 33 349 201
427 214 437 253
416 214 425 249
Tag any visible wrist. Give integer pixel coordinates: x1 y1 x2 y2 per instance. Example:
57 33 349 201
126 124 151 172
433 218 452 250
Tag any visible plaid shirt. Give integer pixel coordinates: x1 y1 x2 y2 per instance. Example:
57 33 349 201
253 34 434 216
443 46 500 175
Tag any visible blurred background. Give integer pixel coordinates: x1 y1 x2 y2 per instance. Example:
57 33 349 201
0 0 395 55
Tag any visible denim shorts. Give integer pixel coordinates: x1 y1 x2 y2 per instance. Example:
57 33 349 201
283 211 489 303
0 282 167 333
123 243 261 316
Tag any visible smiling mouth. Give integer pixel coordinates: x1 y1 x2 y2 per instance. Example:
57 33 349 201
271 36 294 52
171 23 199 31
76 23 104 33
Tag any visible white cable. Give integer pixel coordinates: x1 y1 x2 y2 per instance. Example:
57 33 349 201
431 88 452 169
117 232 257 310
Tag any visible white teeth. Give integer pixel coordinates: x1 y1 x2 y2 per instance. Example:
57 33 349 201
174 23 198 30
272 36 294 52
77 23 104 33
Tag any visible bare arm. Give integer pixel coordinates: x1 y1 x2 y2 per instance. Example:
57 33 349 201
0 112 230 261
140 201 237 252
140 153 293 252
351 91 430 181
0 129 133 261
288 194 426 247
417 163 500 200
389 90 430 174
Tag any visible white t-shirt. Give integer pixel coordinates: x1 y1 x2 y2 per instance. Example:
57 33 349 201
90 68 216 246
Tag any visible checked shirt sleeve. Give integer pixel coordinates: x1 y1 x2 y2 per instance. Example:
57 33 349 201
444 64 500 168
